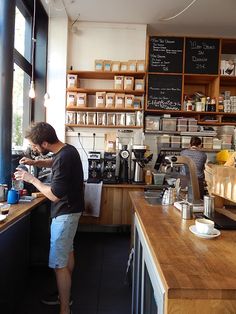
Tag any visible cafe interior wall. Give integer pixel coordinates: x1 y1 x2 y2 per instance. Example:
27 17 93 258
46 20 148 178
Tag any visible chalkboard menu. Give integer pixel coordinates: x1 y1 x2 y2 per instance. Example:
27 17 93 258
185 38 219 74
148 36 184 73
147 74 182 110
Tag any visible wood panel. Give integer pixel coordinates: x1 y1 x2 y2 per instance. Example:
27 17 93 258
80 185 144 225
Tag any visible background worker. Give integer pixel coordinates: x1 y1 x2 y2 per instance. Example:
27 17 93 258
180 136 207 199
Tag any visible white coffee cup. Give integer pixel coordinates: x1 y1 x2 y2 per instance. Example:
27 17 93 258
195 218 214 235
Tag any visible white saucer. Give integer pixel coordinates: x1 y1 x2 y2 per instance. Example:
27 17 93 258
189 225 221 239
0 214 7 222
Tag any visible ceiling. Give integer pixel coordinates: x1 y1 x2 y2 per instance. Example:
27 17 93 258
41 0 236 37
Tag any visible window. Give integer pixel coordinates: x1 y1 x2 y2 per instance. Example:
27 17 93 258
12 64 31 148
13 1 32 149
14 6 31 63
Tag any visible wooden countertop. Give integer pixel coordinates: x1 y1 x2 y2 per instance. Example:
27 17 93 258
0 197 47 233
130 191 236 300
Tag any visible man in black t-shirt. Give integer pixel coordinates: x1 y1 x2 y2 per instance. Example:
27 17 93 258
14 122 84 314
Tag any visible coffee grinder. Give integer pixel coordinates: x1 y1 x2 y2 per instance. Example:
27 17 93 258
103 152 117 184
117 130 133 183
118 145 130 183
87 151 102 183
132 145 153 183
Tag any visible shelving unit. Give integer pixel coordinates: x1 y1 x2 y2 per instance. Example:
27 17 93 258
66 70 145 129
145 36 236 127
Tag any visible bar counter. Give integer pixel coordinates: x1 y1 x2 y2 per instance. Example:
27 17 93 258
130 191 236 313
0 196 46 233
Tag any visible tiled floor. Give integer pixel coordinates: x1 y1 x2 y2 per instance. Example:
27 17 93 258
17 231 132 314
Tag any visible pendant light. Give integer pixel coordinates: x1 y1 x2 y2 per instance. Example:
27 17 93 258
29 0 36 98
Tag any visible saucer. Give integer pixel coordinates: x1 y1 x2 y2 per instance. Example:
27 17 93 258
0 214 7 222
189 225 221 239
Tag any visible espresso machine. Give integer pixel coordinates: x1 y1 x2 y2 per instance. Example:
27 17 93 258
103 152 117 184
132 145 153 183
87 151 102 183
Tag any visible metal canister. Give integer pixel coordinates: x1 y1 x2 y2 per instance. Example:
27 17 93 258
204 195 215 217
0 184 8 202
181 202 193 220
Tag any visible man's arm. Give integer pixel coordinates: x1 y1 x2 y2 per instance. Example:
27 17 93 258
20 157 53 168
14 168 59 202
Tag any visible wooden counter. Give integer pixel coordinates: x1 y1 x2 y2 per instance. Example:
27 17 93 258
80 184 146 225
0 196 46 233
130 191 236 313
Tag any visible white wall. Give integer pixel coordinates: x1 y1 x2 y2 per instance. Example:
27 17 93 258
46 17 68 141
68 22 147 70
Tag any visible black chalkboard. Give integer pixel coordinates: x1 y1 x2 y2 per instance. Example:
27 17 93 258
185 38 219 74
147 74 182 110
148 36 184 73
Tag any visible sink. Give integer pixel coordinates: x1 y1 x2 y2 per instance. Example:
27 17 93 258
144 190 163 205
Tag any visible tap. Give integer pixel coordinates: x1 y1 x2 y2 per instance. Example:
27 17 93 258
164 155 200 202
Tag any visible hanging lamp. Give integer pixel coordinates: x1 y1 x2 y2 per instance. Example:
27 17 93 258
29 0 36 98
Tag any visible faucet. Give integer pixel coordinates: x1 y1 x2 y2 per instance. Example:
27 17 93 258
164 155 200 202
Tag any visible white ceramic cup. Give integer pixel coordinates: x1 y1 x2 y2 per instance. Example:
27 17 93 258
195 218 214 235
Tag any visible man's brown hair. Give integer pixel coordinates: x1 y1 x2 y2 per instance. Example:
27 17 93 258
190 136 202 147
25 122 59 145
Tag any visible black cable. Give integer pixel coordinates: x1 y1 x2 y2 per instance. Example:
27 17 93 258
77 133 88 158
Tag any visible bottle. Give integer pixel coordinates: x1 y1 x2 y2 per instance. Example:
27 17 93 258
210 97 216 112
186 100 193 111
205 96 211 111
218 95 224 112
145 169 152 185
11 173 24 191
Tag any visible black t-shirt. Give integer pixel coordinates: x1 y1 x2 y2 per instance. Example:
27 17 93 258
50 144 84 218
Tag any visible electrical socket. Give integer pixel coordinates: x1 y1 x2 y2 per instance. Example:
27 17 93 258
93 133 96 137
78 132 80 137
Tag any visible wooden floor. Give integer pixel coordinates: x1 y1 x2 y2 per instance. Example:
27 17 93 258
17 231 132 314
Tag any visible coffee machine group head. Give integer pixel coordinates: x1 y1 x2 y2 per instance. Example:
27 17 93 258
87 151 102 183
132 145 153 183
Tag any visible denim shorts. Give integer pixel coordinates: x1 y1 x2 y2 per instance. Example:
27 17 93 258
49 213 81 269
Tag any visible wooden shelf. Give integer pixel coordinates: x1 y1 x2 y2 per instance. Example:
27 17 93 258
66 106 143 112
66 124 142 129
158 147 221 152
66 88 144 96
144 109 236 116
198 121 236 126
184 74 218 84
67 70 145 79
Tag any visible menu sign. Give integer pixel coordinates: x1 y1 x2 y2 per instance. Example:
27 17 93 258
185 38 219 74
148 36 184 73
147 74 182 110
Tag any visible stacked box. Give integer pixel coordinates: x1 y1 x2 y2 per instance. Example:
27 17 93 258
181 136 191 148
177 118 188 131
213 138 222 150
157 135 170 148
188 118 198 132
145 116 160 131
161 118 177 131
171 136 181 148
203 137 213 149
